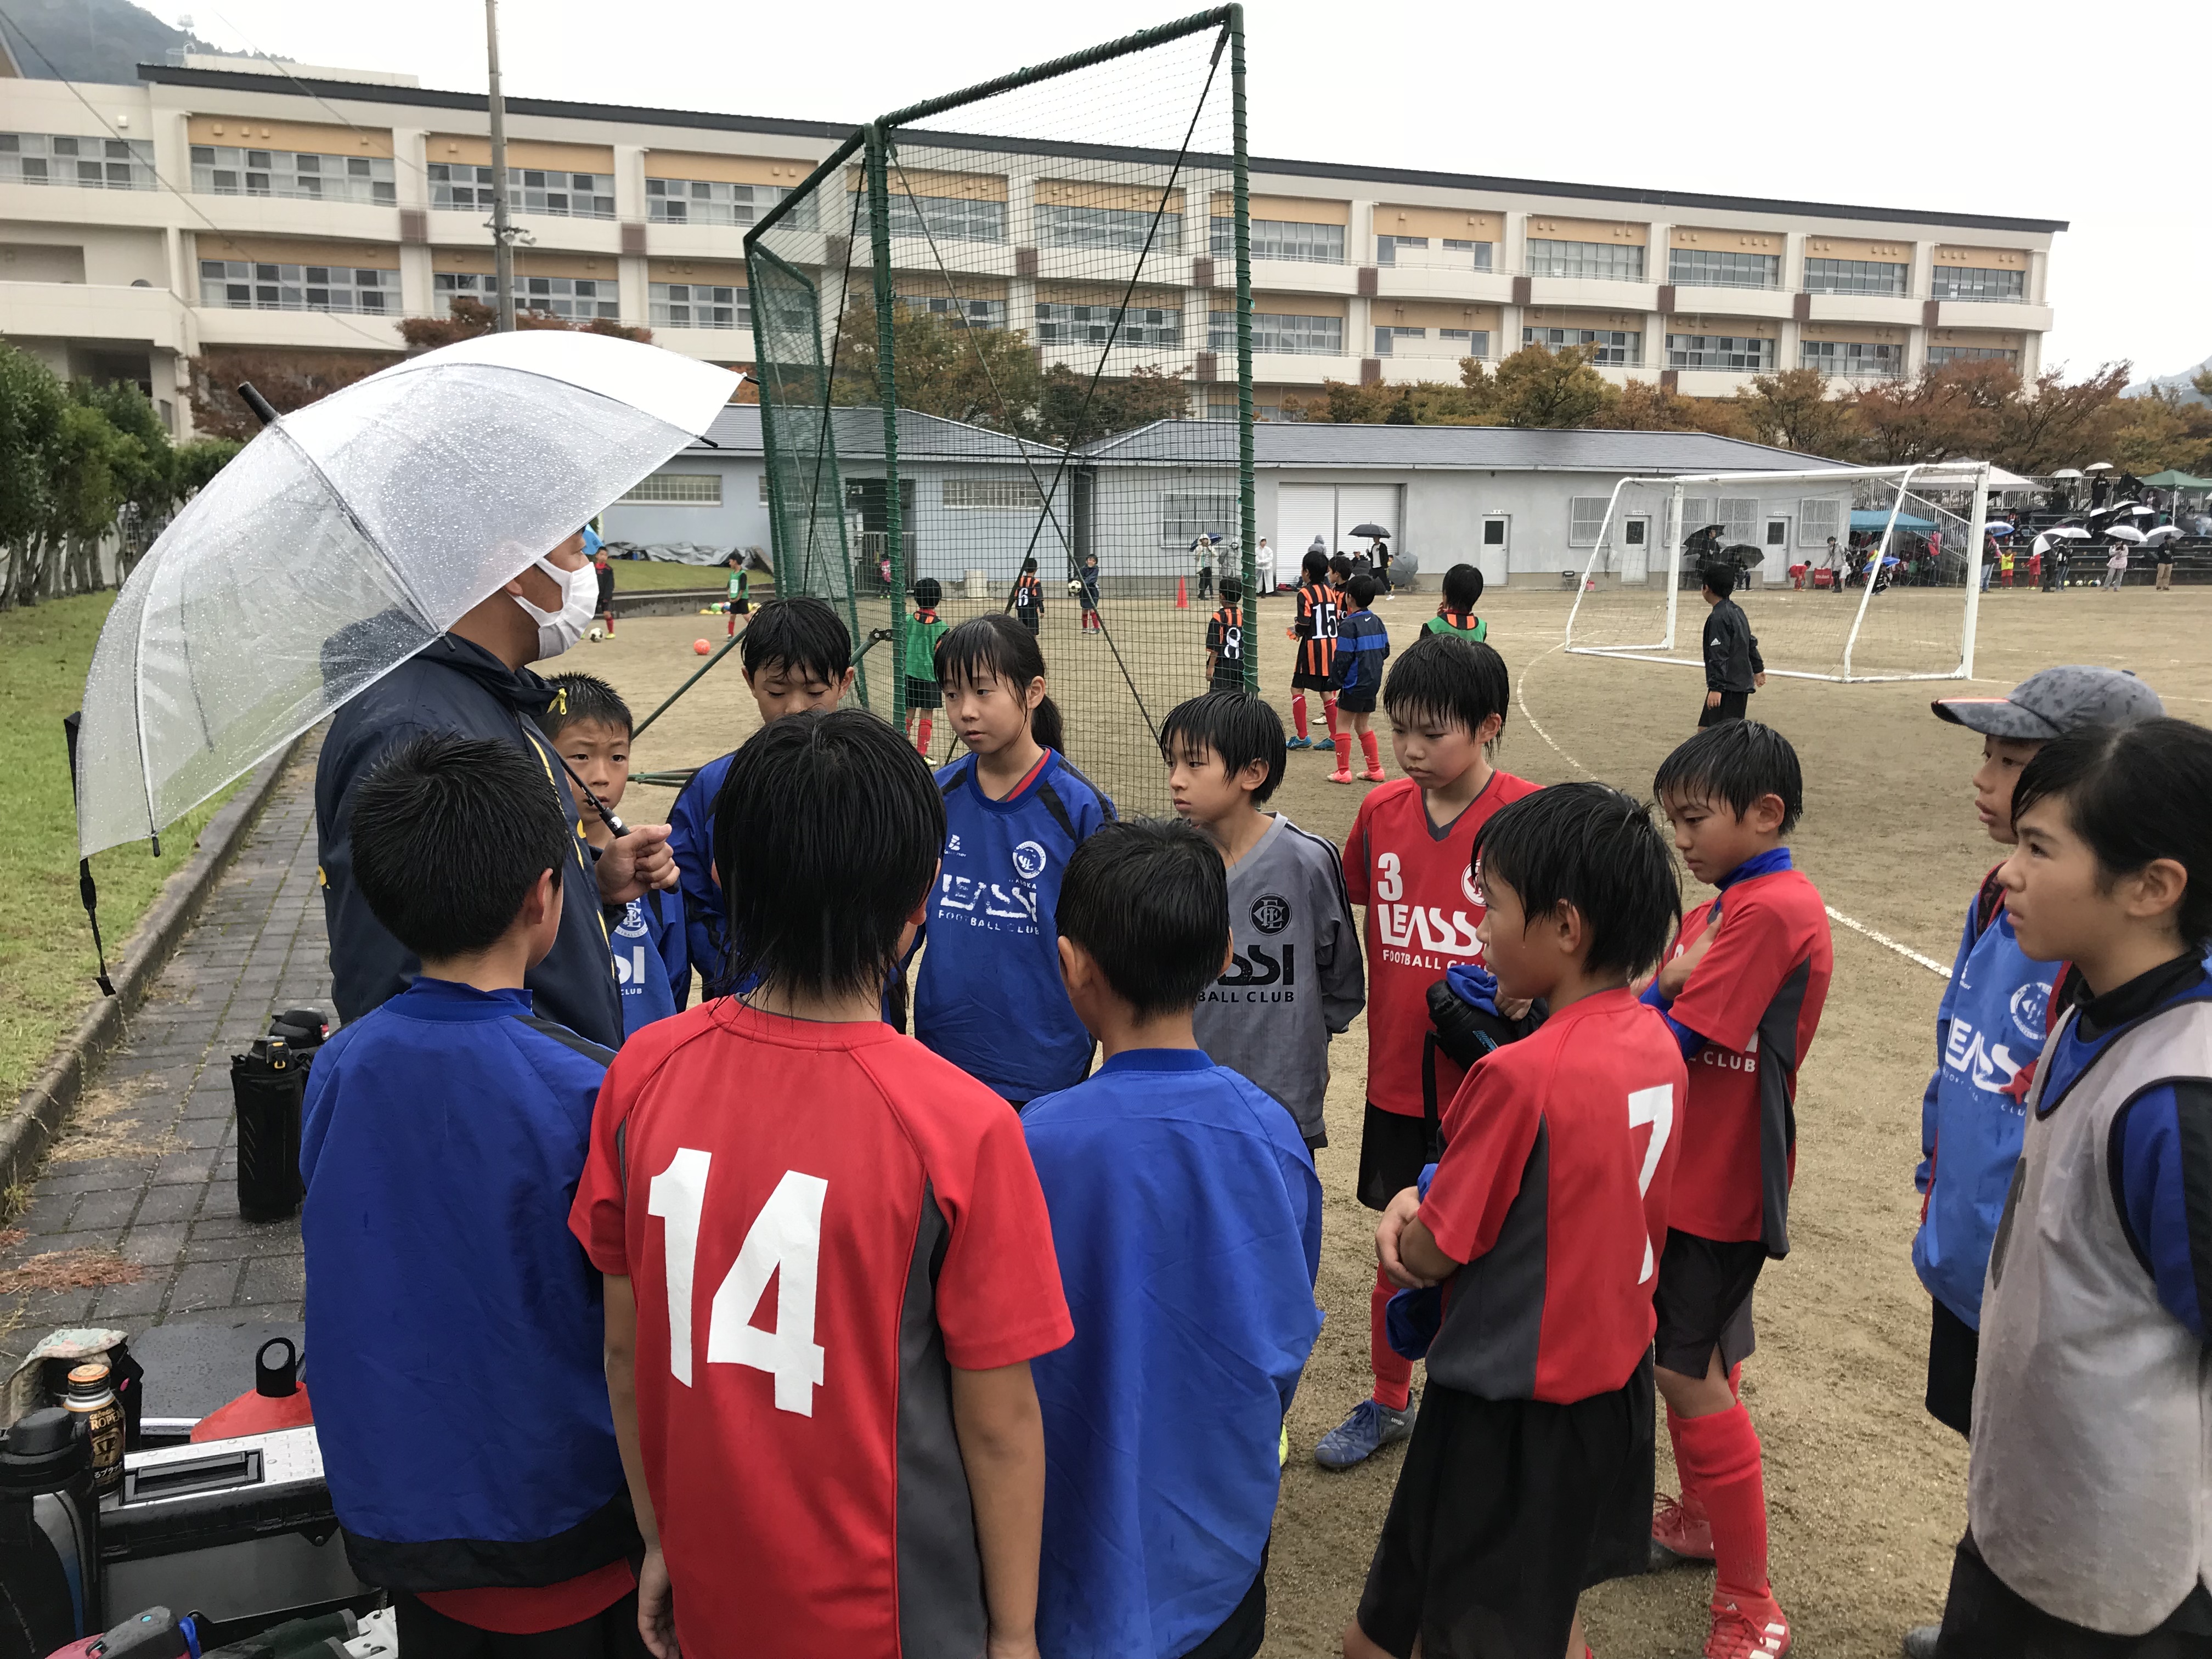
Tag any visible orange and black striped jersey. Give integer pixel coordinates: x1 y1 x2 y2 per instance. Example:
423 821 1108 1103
1206 604 1245 682
1014 572 1042 613
1294 580 1340 678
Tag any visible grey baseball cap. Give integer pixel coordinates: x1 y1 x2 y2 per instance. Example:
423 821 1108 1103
1932 666 2165 740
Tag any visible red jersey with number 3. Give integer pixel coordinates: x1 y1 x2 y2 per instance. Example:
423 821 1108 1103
1418 988 1688 1402
1663 868 1832 1253
569 1001 1073 1659
1344 771 1542 1118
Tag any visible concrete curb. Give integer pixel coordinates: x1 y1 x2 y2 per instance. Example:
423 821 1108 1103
0 733 306 1198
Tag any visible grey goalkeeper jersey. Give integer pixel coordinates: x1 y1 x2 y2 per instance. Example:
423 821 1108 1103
1194 814 1365 1143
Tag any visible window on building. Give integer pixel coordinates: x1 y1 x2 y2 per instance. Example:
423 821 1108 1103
1376 234 1425 265
1210 217 1345 263
1799 498 1843 545
1160 490 1238 547
1569 496 1612 546
1667 334 1774 372
191 145 395 205
1036 202 1183 253
650 283 749 330
1376 233 1494 270
1522 326 1640 366
887 193 1006 244
1527 239 1645 281
620 473 722 504
1211 311 1342 355
1931 266 2025 301
1374 325 1425 356
1444 238 1494 269
1037 301 1182 349
944 478 1046 510
428 162 615 219
1803 257 1909 296
199 258 397 314
1800 339 1904 378
1681 498 1760 544
1438 328 1492 359
899 294 1007 330
0 133 156 190
1927 346 2021 367
433 271 618 321
646 177 803 228
1667 247 1779 290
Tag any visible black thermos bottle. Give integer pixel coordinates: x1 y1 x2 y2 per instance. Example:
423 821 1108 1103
231 1008 327 1223
0 1407 102 1659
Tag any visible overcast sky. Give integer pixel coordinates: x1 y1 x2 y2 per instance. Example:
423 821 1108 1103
146 0 2207 386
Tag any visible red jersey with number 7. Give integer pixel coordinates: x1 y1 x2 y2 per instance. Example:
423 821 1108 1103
1418 986 1688 1402
569 1000 1073 1659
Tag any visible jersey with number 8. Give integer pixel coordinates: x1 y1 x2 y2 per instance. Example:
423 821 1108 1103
1414 986 1689 1404
570 1000 1073 1659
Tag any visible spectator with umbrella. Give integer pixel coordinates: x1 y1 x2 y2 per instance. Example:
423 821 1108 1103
2146 523 2183 592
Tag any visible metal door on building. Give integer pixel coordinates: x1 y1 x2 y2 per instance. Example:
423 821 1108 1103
1480 515 1510 585
1765 516 1791 585
1621 515 1652 583
1277 483 1338 569
1274 483 1402 563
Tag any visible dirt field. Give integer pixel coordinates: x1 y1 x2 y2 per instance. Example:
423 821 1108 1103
575 582 2212 1659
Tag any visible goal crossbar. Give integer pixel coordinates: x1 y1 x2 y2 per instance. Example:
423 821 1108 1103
1560 462 1990 683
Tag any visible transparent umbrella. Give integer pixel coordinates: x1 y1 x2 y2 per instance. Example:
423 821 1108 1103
75 330 736 856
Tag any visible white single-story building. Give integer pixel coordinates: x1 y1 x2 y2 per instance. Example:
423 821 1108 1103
602 408 1854 591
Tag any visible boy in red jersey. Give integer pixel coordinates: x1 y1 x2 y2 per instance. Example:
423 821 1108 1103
1285 548 1342 752
1316 634 1541 1469
1640 720 1832 1659
1348 783 1688 1659
571 710 1073 1659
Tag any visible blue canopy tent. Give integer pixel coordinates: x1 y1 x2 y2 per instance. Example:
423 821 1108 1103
1850 509 1937 532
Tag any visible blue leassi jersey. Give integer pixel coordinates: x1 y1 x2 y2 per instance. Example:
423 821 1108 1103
667 753 732 997
612 887 686 1038
915 751 1114 1102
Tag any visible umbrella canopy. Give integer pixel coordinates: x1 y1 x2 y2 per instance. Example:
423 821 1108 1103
2050 468 2085 479
1985 522 2017 535
2032 527 2091 556
1348 522 1391 539
2143 525 2185 545
2107 525 2147 543
2085 462 2115 472
76 330 737 857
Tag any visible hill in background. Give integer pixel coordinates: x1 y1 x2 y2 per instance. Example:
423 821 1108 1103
0 0 212 86
2128 354 2211 406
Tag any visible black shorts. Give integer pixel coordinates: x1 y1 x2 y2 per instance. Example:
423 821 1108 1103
1357 1103 1437 1212
394 1588 649 1659
1338 685 1378 715
1699 689 1750 727
1018 608 1040 632
1211 671 1246 696
1925 1296 1978 1440
1292 668 1339 692
1936 1531 2212 1657
1356 1376 1646 1659
904 676 943 711
1652 1230 1763 1376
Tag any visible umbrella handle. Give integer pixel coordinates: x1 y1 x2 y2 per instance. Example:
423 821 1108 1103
553 749 628 837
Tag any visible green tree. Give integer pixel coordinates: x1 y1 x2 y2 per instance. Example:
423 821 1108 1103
36 402 132 601
830 300 1044 435
76 380 176 579
1384 391 1417 425
1036 362 1189 446
1729 367 1861 458
1987 363 2132 475
1487 345 1613 428
0 344 67 610
2110 388 2212 476
173 437 243 497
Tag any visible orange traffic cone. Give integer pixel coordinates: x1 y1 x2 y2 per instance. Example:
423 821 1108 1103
1175 577 1189 608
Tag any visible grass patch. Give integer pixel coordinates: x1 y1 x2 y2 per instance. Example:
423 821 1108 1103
0 594 238 1104
608 560 777 594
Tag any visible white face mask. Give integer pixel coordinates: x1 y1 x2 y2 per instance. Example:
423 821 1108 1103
511 555 597 659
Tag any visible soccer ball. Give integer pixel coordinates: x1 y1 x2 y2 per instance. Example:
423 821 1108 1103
1066 579 1085 597
587 626 605 642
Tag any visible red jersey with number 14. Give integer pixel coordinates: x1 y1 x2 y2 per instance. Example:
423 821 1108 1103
1344 770 1542 1118
569 1000 1073 1659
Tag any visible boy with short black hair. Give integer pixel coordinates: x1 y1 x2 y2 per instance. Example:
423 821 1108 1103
665 596 855 996
1023 818 1323 1659
1699 563 1764 728
1014 556 1043 634
1163 690 1364 1148
1330 574 1390 786
901 577 950 758
1350 783 1688 1659
1206 575 1248 692
542 673 688 1035
1317 634 1541 1470
1286 549 1342 753
573 710 1072 1659
1640 719 1833 1659
721 551 749 637
303 734 640 1656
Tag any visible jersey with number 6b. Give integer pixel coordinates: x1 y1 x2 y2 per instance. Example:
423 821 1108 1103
1416 986 1688 1403
569 1000 1073 1659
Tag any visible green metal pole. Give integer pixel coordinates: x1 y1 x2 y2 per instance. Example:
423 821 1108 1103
1229 7 1257 692
865 125 907 727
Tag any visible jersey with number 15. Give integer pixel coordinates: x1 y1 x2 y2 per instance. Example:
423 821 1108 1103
569 999 1074 1659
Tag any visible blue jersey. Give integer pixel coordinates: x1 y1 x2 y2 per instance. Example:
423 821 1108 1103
1334 607 1390 691
915 751 1114 1102
300 979 633 1587
612 886 687 1038
668 753 733 997
1914 878 2051 1327
1023 1050 1322 1659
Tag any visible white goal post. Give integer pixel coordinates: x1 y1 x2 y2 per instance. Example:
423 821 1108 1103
1561 462 1990 683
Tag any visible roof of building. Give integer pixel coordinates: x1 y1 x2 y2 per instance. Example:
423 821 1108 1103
132 64 2069 235
1080 421 1850 473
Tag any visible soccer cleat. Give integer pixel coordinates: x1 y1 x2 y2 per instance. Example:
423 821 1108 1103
1312 1395 1415 1468
1650 1493 1716 1568
1705 1595 1790 1659
1328 768 1354 785
1362 768 1387 783
1286 735 1312 749
1900 1627 1940 1659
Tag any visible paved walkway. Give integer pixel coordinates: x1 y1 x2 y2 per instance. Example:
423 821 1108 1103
0 741 327 1373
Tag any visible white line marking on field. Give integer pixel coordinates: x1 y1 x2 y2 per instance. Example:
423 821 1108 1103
1515 646 1951 981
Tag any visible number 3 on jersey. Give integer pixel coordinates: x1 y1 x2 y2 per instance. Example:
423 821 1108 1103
648 1152 828 1415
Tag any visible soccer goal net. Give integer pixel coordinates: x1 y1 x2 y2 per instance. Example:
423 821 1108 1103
746 8 1254 816
1560 463 1991 682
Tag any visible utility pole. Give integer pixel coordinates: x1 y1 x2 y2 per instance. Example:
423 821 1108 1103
484 0 515 331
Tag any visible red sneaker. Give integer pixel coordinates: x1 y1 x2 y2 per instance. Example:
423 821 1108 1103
1704 1594 1790 1658
1650 1492 1714 1567
1362 768 1386 782
1328 769 1354 784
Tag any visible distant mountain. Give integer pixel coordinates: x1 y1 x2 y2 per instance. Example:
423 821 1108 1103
0 0 214 86
2126 355 2211 405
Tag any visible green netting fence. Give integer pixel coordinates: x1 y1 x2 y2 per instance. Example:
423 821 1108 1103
747 7 1254 817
